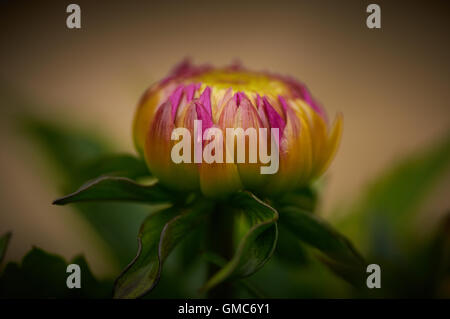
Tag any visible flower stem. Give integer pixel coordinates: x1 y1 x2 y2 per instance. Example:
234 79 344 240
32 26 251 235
207 202 234 298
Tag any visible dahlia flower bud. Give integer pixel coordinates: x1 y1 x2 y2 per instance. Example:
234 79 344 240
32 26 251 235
133 60 342 198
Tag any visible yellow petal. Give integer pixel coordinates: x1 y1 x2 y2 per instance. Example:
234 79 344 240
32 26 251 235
145 101 199 190
315 112 343 178
133 85 162 156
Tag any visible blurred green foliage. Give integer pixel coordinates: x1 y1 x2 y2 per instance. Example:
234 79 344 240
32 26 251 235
337 135 450 255
20 116 157 269
335 134 450 297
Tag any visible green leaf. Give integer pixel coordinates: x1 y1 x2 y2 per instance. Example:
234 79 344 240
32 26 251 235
316 255 366 288
53 176 172 205
279 206 364 267
114 200 213 299
274 223 308 266
70 255 114 298
201 191 278 292
0 232 12 265
248 247 353 298
0 247 112 298
202 251 268 298
278 207 365 287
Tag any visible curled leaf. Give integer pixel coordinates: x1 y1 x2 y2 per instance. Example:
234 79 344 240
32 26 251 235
114 200 213 299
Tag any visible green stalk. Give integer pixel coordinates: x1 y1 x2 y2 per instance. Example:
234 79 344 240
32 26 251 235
206 202 234 298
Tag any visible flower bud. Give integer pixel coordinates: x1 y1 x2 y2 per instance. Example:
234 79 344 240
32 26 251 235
133 60 342 197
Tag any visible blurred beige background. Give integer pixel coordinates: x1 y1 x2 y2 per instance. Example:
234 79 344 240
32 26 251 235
1 0 449 277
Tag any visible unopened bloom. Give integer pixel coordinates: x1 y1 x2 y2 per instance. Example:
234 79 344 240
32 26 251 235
133 60 342 198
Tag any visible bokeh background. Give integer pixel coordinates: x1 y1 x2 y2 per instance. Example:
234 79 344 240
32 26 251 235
1 0 449 280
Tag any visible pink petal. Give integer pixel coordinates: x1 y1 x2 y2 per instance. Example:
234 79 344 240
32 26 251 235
262 96 286 141
169 85 184 121
195 102 214 135
184 83 200 102
198 86 212 118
